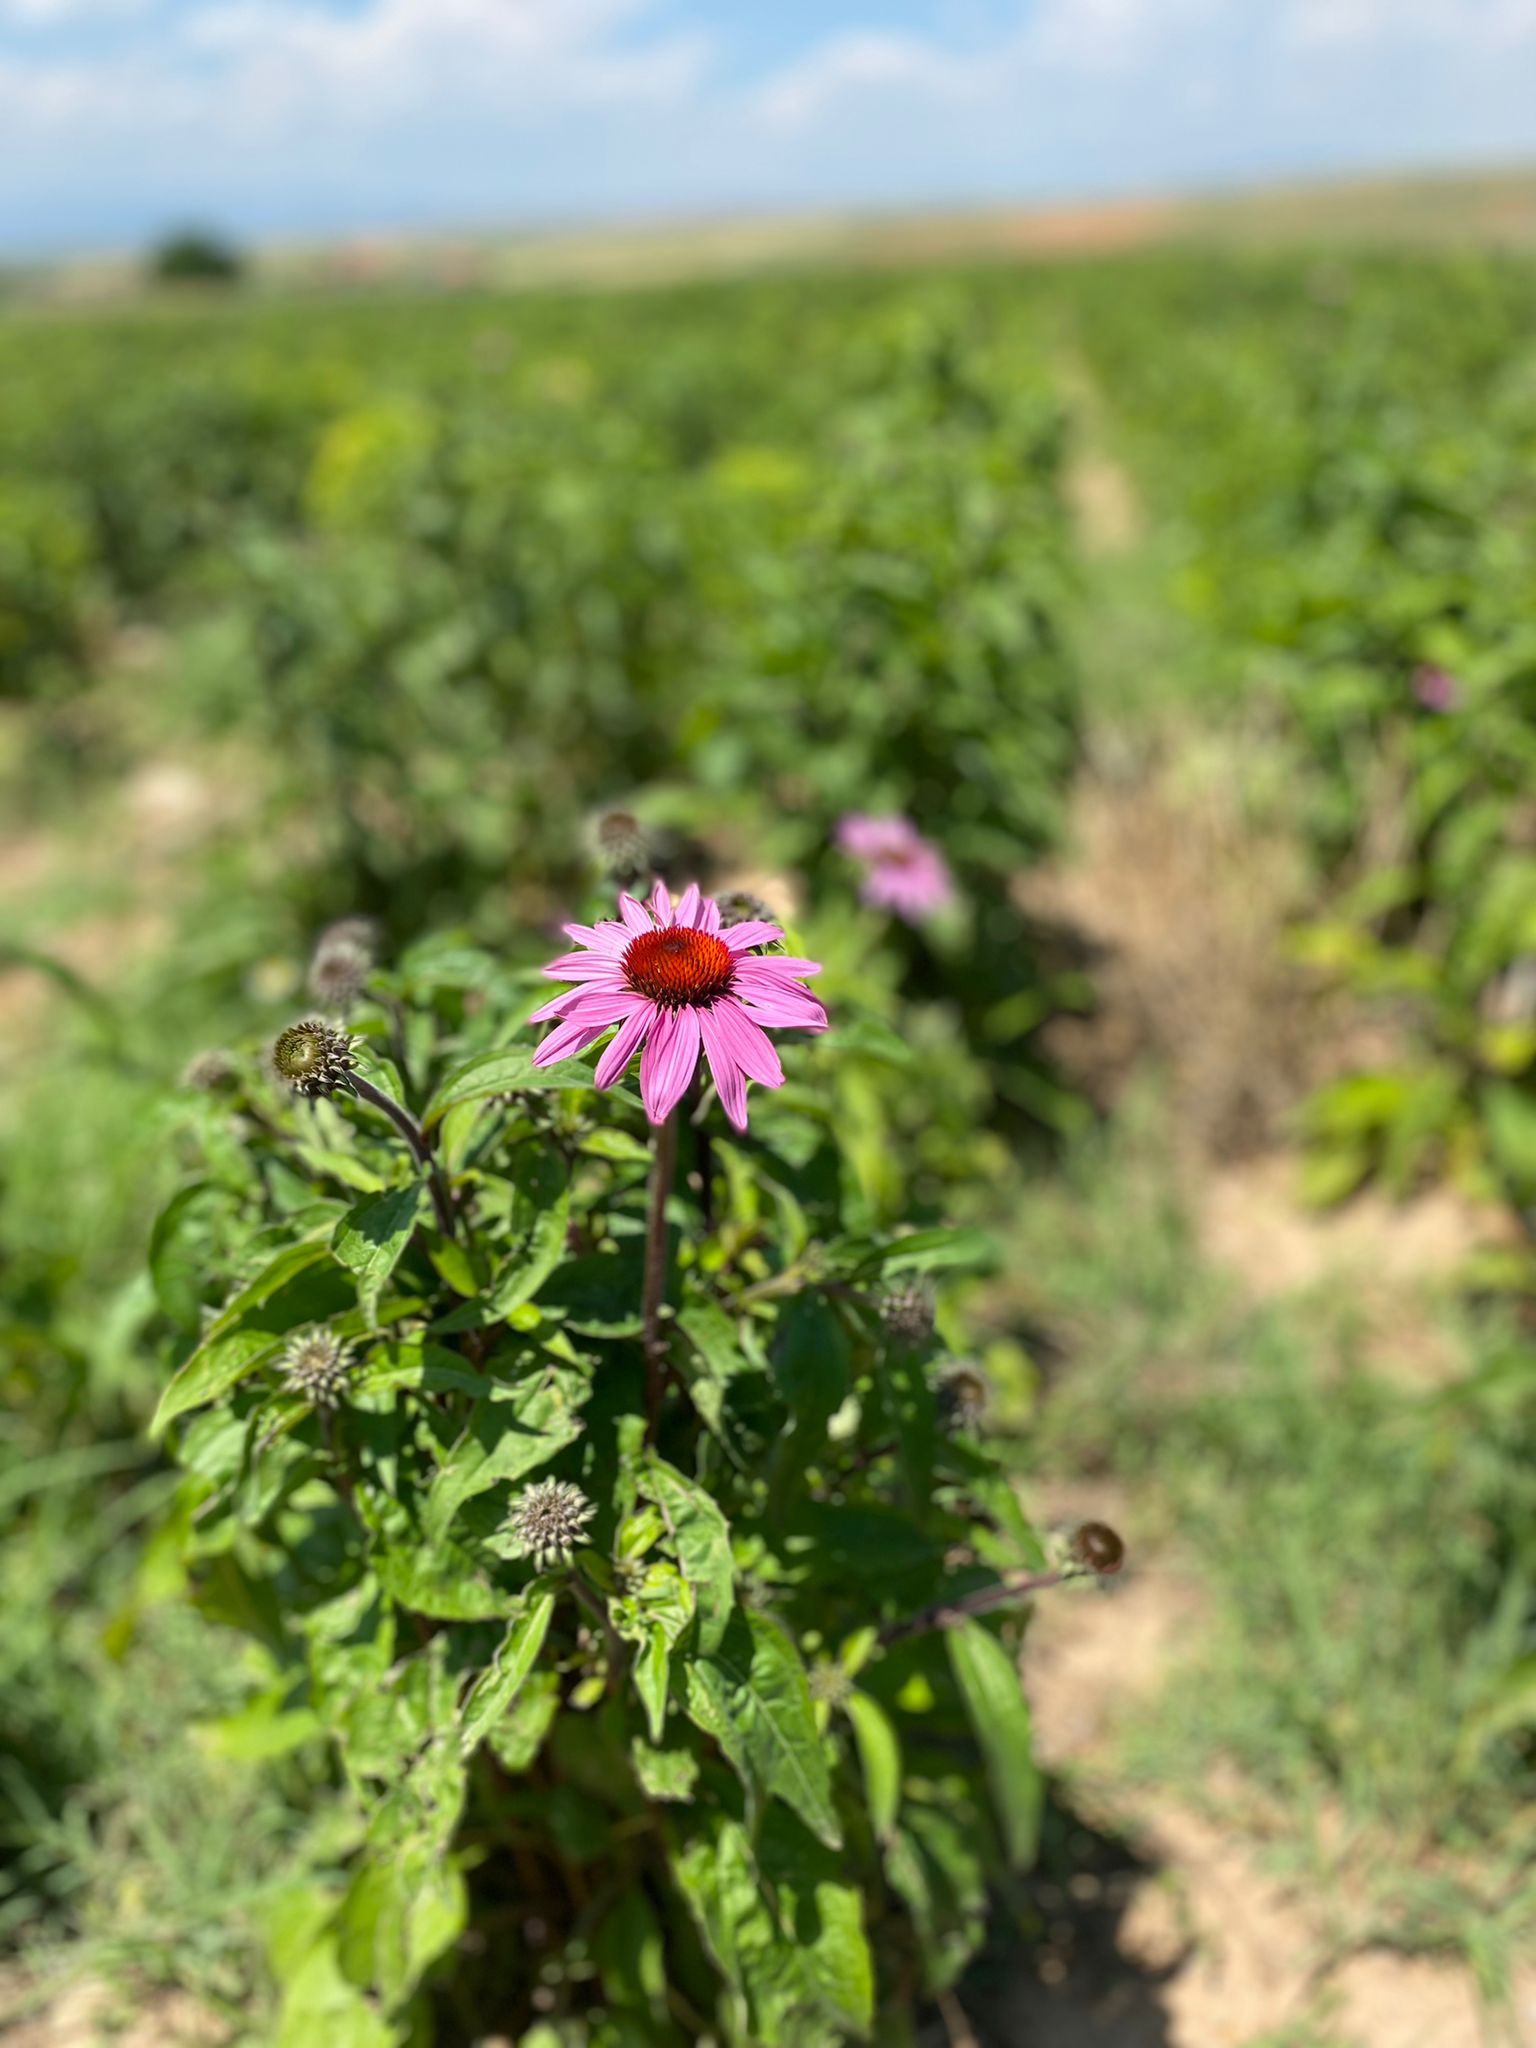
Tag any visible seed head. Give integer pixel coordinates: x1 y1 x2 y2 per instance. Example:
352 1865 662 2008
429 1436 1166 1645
272 1020 359 1099
592 810 651 887
936 1359 991 1432
880 1278 935 1349
716 890 783 951
279 1328 353 1408
1070 1521 1126 1577
307 917 380 1011
181 1048 238 1093
807 1661 854 1709
505 1478 596 1571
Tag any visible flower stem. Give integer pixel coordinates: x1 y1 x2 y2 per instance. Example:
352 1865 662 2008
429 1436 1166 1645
879 1564 1087 1646
641 1108 679 1433
349 1072 458 1239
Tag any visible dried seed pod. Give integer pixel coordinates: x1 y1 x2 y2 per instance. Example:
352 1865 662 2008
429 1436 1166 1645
1069 1521 1126 1576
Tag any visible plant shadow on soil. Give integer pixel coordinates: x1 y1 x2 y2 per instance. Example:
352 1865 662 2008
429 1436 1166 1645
923 1791 1178 2048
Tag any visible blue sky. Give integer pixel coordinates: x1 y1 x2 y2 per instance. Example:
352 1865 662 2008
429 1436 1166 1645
3 0 1536 256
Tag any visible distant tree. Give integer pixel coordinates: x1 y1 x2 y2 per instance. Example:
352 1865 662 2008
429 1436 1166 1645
149 228 244 286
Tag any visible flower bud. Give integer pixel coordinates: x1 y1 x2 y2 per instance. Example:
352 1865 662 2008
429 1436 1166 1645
272 1020 359 1099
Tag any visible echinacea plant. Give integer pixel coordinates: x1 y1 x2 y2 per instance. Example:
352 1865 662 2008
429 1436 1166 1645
151 883 1122 2047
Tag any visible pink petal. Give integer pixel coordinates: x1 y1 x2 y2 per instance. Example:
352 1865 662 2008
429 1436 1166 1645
698 895 722 935
532 985 637 1028
734 983 829 1032
639 1004 700 1124
562 921 628 956
733 954 821 981
711 999 785 1088
649 880 672 926
721 921 785 954
675 882 703 928
698 1008 748 1131
541 951 629 982
533 1013 611 1066
619 892 654 936
595 1000 656 1089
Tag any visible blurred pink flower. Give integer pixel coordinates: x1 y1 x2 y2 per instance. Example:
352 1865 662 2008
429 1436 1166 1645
1413 664 1461 713
836 813 954 923
531 880 826 1130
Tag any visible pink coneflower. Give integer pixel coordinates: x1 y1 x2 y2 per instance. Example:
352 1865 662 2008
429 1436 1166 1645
836 813 954 923
530 881 827 1130
1413 663 1461 714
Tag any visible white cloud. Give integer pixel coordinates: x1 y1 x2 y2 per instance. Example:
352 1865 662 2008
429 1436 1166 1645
2 0 1536 252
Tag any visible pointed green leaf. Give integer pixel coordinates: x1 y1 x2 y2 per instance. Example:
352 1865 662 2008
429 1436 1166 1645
640 1457 734 1653
459 1592 556 1755
946 1619 1041 1869
684 1607 841 1850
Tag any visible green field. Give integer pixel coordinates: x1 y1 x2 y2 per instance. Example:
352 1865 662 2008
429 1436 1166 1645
2 223 1534 2046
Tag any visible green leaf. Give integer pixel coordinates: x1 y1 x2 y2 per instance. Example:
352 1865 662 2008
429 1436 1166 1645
423 1045 603 1126
845 1692 902 1844
630 1737 698 1802
946 1619 1041 1869
671 1810 872 2042
770 1293 850 1432
459 1592 556 1755
640 1457 735 1653
423 1368 589 1543
852 1226 997 1278
148 1181 223 1333
153 1328 285 1435
490 1181 570 1316
631 1625 670 1744
593 1886 668 2019
332 1183 423 1323
684 1607 841 1850
376 1540 516 1622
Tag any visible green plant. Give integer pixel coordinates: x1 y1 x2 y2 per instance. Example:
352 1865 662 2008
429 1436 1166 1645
148 896 1119 2045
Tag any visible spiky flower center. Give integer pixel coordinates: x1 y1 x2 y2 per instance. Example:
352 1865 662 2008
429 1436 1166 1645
272 1020 357 1098
622 926 735 1008
507 1478 597 1570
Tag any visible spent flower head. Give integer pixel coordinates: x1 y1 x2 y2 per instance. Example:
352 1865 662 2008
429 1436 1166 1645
591 810 652 889
936 1359 991 1433
181 1048 238 1093
531 879 827 1130
505 1478 597 1572
272 1020 359 1099
280 1328 353 1409
1070 1521 1126 1576
308 916 380 1011
836 813 954 924
879 1278 936 1349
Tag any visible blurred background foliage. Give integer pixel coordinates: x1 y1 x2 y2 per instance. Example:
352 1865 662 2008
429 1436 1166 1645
2 235 1535 2039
